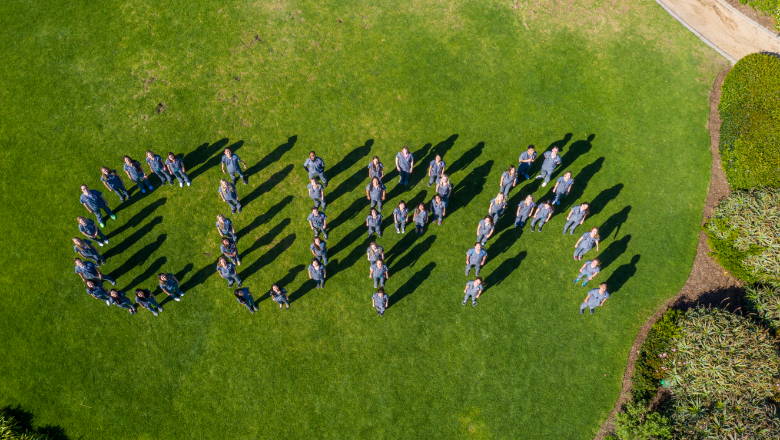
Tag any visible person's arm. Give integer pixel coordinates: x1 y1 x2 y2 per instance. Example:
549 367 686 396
552 182 559 193
393 212 398 223
595 239 600 251
409 159 414 173
385 268 389 280
221 161 226 173
439 165 445 177
101 180 111 190
428 164 432 177
476 223 481 235
180 161 186 173
322 219 327 229
78 273 86 282
240 158 247 169
566 185 572 195
442 206 446 217
96 268 105 278
580 213 587 225
486 227 494 239
366 218 370 227
369 267 373 278
124 169 132 179
220 190 227 202
167 163 174 175
584 294 591 303
384 297 388 308
465 252 470 265
311 248 318 257
309 220 315 230
372 298 376 308
589 272 598 281
395 156 400 171
476 288 482 299
379 166 384 179
366 188 371 200
575 237 583 248
546 211 553 222
567 210 573 221
464 285 468 294
381 189 386 201
579 263 586 273
322 268 326 279
500 174 505 187
600 298 607 306
481 254 487 266
308 270 313 280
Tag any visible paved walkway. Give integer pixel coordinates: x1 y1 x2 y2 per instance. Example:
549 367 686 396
656 0 780 62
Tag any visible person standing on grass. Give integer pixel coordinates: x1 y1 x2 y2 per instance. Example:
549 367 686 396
158 273 185 302
310 236 329 265
216 214 237 242
220 237 241 266
518 145 537 180
366 242 385 274
395 146 414 185
217 256 242 288
488 193 506 224
476 216 495 245
413 202 428 234
529 200 553 232
370 259 389 288
428 154 446 187
72 237 106 266
85 280 111 306
221 148 248 185
166 152 191 187
308 258 326 289
574 227 600 261
465 243 488 277
513 195 536 229
462 277 483 307
574 259 601 287
135 289 162 316
146 150 173 186
430 194 446 226
100 167 130 203
368 156 385 182
304 151 328 187
307 207 328 238
366 177 386 213
234 287 258 314
270 283 290 309
75 258 115 285
307 178 326 211
219 179 242 214
580 283 609 315
366 208 383 238
109 289 137 315
499 165 517 198
563 203 589 235
77 216 108 246
80 184 115 228
537 147 562 187
551 171 574 206
123 156 153 194
393 201 409 234
372 287 389 316
436 175 453 207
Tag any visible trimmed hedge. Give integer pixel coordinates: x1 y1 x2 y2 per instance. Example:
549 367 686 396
631 310 682 403
718 53 780 189
705 187 780 284
737 0 780 31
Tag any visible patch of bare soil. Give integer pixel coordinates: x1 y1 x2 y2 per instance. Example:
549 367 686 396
594 66 742 439
721 0 778 35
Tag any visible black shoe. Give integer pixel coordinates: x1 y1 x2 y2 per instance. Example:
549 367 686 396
590 310 594 315
462 300 467 305
580 309 584 315
231 209 236 214
242 178 248 185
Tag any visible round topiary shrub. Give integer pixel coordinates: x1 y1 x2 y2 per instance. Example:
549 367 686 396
705 187 780 284
718 52 780 189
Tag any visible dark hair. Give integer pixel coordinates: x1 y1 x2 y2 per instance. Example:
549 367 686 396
135 289 150 298
312 206 319 211
377 287 385 294
222 237 231 245
309 150 316 155
580 203 590 217
124 156 143 173
599 282 607 288
158 273 168 282
528 145 535 149
474 242 481 247
312 238 322 251
508 165 516 172
370 208 378 215
167 152 176 158
311 258 320 265
475 277 483 282
398 200 406 206
375 258 384 266
272 283 281 291
234 288 245 298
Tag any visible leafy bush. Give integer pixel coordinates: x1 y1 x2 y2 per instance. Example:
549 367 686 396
631 310 682 403
705 188 780 284
745 283 780 332
737 0 780 31
613 400 672 440
0 410 52 440
718 53 780 188
665 307 780 439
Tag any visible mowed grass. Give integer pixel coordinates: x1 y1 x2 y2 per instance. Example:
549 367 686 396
0 0 723 438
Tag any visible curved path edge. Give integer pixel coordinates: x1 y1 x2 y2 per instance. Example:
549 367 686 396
594 67 741 439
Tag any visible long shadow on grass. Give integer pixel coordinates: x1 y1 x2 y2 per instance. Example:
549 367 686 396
118 256 167 294
328 190 368 232
112 184 154 215
447 160 494 216
484 251 527 294
328 139 373 182
418 134 459 174
328 166 367 206
558 134 593 172
485 230 520 263
597 234 632 269
181 138 235 182
242 218 291 257
256 264 307 306
175 263 194 288
390 235 436 274
384 142 434 187
600 206 632 239
604 254 640 294
108 234 167 280
384 225 425 266
241 164 294 207
104 216 163 259
0 405 70 440
389 262 436 307
589 183 624 217
446 141 485 177
108 198 167 238
245 135 297 180
236 195 292 241
555 157 605 213
242 234 296 280
179 256 221 293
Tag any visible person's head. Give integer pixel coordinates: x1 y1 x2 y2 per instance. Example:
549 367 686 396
527 145 535 152
123 155 132 165
314 236 322 246
590 227 599 238
86 280 95 288
401 146 409 153
167 152 176 160
77 216 88 225
508 164 516 174
564 171 572 180
417 203 425 212
551 147 559 156
311 207 319 214
221 237 231 247
376 259 384 267
474 242 482 250
74 257 84 266
109 289 120 298
580 202 589 211
435 154 442 162
311 258 320 268
525 195 534 204
272 284 281 293
370 208 378 217
440 175 449 185
371 156 380 165
484 215 493 225
591 259 600 267
398 200 406 210
146 150 155 159
72 237 85 247
217 214 225 223
80 184 90 194
310 177 318 186
135 288 148 298
369 241 377 250
309 151 316 160
474 277 483 285
224 148 232 157
599 282 607 292
377 287 385 296
218 256 228 267
158 273 169 283
495 193 505 203
220 179 229 189
234 288 244 298
434 194 442 203
100 166 111 176
543 200 552 208
372 177 380 187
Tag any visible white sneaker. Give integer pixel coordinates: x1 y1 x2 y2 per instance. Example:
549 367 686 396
104 240 109 244
186 182 191 187
106 300 111 306
180 291 185 296
97 242 104 247
179 182 183 187
541 181 547 187
175 297 181 301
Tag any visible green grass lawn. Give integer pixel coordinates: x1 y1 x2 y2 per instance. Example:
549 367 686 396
0 0 723 438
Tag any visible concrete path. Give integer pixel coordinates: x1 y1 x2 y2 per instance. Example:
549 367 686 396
656 0 780 63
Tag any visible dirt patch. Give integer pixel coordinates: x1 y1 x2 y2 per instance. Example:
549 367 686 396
594 66 742 439
721 0 778 34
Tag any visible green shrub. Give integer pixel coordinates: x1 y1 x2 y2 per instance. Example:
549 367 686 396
705 188 780 284
737 0 780 31
0 410 52 440
665 307 780 439
613 400 672 440
631 310 682 403
745 283 780 332
718 53 780 188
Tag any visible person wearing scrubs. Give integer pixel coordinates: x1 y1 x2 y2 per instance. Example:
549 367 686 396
580 283 609 315
393 201 409 234
574 227 600 260
270 284 290 309
146 150 173 186
436 175 452 207
574 259 601 287
431 194 446 226
109 289 137 315
123 155 153 193
100 167 130 202
368 156 385 182
158 273 184 301
499 165 517 197
367 242 385 274
428 154 446 187
465 243 488 276
530 200 553 232
487 193 506 223
372 287 389 316
514 196 536 229
552 171 574 205
219 179 242 214
308 258 326 289
304 151 328 187
563 203 589 235
307 178 326 211
86 280 111 306
221 148 248 185
476 216 495 245
80 184 115 228
234 287 258 314
220 237 241 266
366 208 383 238
217 257 242 288
77 216 108 246
518 145 537 180
72 237 106 266
307 207 328 239
413 203 428 234
537 147 561 187
75 258 115 285
135 288 162 316
365 177 386 212
462 277 483 307
216 214 237 242
166 152 191 187
395 146 414 185
370 259 389 289
310 236 328 265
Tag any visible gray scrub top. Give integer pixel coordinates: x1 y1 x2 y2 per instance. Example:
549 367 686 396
585 289 610 306
307 212 327 227
307 183 324 199
304 157 325 173
465 281 483 296
217 263 236 277
146 154 165 171
80 190 104 209
478 219 494 235
534 205 551 219
311 242 328 256
222 154 242 173
367 245 384 261
517 201 536 217
466 248 487 265
429 160 445 176
366 214 383 227
580 261 601 277
366 183 386 200
579 233 598 249
396 151 414 171
555 177 574 194
372 292 388 310
308 264 325 280
123 163 144 180
541 151 562 171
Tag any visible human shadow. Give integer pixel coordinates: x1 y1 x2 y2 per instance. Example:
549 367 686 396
330 239 373 277
390 235 436 274
446 141 485 177
108 234 167 280
328 167 368 209
175 263 194 286
108 197 167 238
558 134 594 173
245 135 297 179
104 216 163 258
388 262 436 307
242 218 291 257
237 196 293 240
589 183 624 217
0 405 70 440
183 138 235 182
242 234 296 280
288 279 320 303
328 139 373 182
600 206 632 239
384 225 425 266
597 234 632 269
327 196 366 232
448 160 494 216
485 230 518 263
112 184 153 215
604 254 640 294
242 164 294 207
179 256 220 292
256 264 306 306
557 157 605 212
329 222 370 261
549 132 573 151
419 134 459 171
484 251 527 293
118 256 167 295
